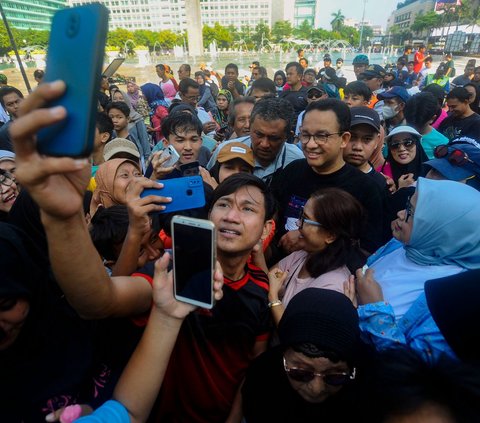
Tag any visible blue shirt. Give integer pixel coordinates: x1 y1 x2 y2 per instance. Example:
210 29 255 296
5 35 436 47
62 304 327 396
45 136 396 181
76 400 129 423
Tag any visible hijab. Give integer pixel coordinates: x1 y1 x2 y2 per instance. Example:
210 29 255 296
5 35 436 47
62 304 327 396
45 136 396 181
214 89 233 125
274 70 286 88
90 158 140 216
140 83 170 110
405 177 480 268
387 133 428 185
126 82 140 109
112 89 143 124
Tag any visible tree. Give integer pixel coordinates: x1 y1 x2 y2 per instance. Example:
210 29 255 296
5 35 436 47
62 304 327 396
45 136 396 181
411 11 440 38
202 23 233 49
157 30 182 50
271 20 293 43
107 28 134 50
294 20 313 40
330 9 345 33
133 29 157 50
251 20 271 49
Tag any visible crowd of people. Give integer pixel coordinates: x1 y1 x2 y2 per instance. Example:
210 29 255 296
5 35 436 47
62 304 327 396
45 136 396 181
1 45 480 423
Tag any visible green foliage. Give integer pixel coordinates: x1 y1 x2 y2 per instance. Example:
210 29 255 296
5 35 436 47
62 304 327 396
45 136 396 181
294 20 313 40
330 9 345 33
251 20 271 49
411 11 441 35
203 22 233 49
271 20 293 43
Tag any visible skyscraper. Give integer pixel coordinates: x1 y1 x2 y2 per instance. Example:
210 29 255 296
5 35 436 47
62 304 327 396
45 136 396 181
1 0 67 30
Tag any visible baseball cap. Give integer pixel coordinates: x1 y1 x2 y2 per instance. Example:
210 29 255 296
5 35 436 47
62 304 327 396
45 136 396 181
103 138 140 161
352 54 369 65
320 67 338 82
359 64 386 79
350 107 381 131
378 86 410 103
425 137 480 181
0 150 15 163
217 142 254 167
385 125 421 144
323 54 332 61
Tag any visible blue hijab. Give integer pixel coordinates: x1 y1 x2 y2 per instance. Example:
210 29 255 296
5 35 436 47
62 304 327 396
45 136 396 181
140 83 169 109
405 177 480 269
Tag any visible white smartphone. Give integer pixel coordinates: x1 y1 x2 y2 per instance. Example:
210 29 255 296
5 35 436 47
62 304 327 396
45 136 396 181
160 145 180 168
171 216 216 309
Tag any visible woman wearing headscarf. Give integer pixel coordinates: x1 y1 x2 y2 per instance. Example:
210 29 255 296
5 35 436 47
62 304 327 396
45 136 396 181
141 83 170 144
126 81 150 120
274 70 286 94
212 89 232 128
348 178 480 363
195 71 218 115
90 158 142 216
0 150 19 221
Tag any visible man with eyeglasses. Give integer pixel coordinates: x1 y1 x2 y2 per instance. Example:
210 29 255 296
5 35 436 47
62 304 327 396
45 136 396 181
0 86 24 151
270 99 386 261
178 78 216 135
242 288 364 421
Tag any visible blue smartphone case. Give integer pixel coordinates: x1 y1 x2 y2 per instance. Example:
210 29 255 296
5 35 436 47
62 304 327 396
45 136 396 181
37 4 109 157
140 176 206 214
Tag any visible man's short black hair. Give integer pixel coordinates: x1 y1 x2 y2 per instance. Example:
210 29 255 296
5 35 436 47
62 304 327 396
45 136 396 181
251 78 276 94
0 86 24 108
210 173 276 221
285 61 304 76
305 99 351 133
250 97 294 137
344 81 372 102
258 66 268 78
180 63 191 73
424 56 433 64
155 64 165 71
423 83 446 107
447 87 471 103
106 101 130 117
225 63 239 74
162 111 203 139
33 69 44 79
407 61 415 66
179 78 200 95
228 97 256 126
297 48 304 54
96 112 114 140
405 92 440 131
252 61 260 67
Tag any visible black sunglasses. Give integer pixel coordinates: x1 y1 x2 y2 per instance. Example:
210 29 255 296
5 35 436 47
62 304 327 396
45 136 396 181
307 91 325 99
389 138 416 151
283 357 355 386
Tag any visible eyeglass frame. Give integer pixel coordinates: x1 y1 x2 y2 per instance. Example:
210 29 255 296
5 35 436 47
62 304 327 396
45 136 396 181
434 144 475 167
283 356 356 386
307 90 326 99
298 131 344 145
405 195 415 223
296 211 323 229
388 138 416 151
0 169 16 188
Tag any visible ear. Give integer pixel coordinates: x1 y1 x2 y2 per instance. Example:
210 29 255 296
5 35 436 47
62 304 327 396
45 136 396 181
100 132 110 145
163 139 169 148
324 231 337 245
340 131 351 149
261 219 274 242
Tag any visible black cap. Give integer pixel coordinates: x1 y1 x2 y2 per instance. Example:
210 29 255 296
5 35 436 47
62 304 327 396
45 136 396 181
350 106 381 131
359 64 386 79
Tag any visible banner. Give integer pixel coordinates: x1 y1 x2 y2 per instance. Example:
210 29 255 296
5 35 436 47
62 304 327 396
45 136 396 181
435 0 462 12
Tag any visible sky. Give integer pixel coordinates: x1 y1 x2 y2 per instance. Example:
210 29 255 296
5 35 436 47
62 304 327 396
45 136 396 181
316 0 401 31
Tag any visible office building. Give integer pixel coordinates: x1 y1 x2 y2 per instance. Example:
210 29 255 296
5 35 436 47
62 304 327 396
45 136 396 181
1 0 67 30
386 0 435 33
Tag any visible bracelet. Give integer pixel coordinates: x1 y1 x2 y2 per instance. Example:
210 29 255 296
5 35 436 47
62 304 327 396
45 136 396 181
268 300 282 308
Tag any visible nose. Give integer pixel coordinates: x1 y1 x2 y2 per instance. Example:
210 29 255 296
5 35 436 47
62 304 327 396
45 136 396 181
223 205 241 223
306 375 327 397
183 141 193 151
244 117 250 129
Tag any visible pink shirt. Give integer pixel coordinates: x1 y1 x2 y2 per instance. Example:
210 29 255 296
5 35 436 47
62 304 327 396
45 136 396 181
160 79 177 100
278 250 350 307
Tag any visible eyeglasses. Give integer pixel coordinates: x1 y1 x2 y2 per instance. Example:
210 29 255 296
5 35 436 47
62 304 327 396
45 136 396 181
299 132 343 145
307 91 325 99
183 95 200 101
389 138 416 151
283 357 355 386
0 170 16 187
296 211 323 229
434 144 475 167
405 195 415 223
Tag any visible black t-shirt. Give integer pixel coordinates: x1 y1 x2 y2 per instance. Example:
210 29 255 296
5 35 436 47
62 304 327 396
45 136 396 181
366 164 388 191
438 112 480 141
0 121 13 151
221 76 246 96
242 347 363 423
279 87 308 127
271 160 387 254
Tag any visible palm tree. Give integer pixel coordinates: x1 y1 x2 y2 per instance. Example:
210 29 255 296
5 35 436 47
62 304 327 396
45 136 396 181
331 9 345 33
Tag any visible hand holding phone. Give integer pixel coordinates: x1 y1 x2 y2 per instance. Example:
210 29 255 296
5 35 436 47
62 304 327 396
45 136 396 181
37 4 109 157
171 216 216 309
160 145 180 168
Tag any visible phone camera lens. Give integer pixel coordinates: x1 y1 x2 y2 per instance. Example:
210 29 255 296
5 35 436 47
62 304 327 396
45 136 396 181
186 189 193 196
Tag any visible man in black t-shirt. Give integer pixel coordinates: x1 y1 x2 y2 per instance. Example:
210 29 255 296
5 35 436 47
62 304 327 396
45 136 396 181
221 63 246 99
271 99 386 259
280 62 308 129
439 87 480 141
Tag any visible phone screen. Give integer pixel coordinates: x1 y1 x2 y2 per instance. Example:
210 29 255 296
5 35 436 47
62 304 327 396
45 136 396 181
173 221 214 307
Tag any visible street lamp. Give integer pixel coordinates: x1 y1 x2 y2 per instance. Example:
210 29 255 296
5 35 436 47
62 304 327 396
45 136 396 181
359 0 368 50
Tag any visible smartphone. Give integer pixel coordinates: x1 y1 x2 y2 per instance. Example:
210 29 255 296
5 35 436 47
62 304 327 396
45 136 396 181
160 145 180 168
37 4 109 157
171 216 216 309
140 176 205 213
180 161 200 177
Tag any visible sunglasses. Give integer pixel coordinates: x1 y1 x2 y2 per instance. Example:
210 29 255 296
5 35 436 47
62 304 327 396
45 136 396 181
283 357 355 386
389 138 416 151
405 195 415 223
434 144 475 166
307 91 325 99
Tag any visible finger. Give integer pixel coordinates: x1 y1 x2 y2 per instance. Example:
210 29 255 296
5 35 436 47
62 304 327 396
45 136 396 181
10 106 67 158
45 407 64 422
355 268 364 280
153 252 171 282
17 80 66 117
139 194 173 205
